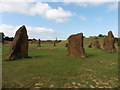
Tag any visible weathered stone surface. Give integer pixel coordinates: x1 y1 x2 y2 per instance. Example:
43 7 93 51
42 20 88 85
0 33 4 43
103 31 116 52
88 42 92 48
5 25 28 61
65 43 68 47
37 39 41 47
53 41 56 46
118 38 120 46
68 33 86 58
93 40 101 49
94 37 98 39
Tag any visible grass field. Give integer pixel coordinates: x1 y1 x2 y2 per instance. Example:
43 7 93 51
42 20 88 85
2 38 118 88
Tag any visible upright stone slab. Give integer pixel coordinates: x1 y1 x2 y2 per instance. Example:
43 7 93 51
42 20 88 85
68 33 86 58
53 41 56 46
93 40 101 49
88 42 92 48
118 38 120 46
65 43 68 47
5 25 28 61
37 39 41 47
103 31 116 52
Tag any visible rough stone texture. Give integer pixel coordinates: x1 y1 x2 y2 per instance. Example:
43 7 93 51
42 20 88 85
0 33 3 43
65 43 68 47
118 38 120 46
68 33 86 58
37 39 41 47
5 25 28 61
88 42 92 48
103 31 116 52
93 40 101 49
53 41 56 46
94 37 98 39
114 38 118 43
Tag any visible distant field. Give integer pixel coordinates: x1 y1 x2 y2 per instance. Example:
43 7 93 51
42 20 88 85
2 38 118 88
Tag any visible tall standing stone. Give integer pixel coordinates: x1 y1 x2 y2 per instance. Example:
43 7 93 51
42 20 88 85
118 38 120 46
93 40 101 49
65 43 68 47
53 41 56 46
103 31 116 52
53 38 57 47
88 42 92 48
5 25 28 61
68 33 86 58
0 33 4 43
37 39 41 47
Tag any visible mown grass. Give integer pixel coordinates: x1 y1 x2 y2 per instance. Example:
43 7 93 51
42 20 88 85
2 38 118 88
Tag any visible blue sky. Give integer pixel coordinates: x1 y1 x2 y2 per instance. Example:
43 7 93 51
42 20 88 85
0 1 118 40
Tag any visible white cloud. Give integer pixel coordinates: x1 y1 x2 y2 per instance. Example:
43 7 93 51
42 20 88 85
26 26 55 33
0 24 16 37
0 24 55 38
45 7 72 23
0 2 73 23
107 3 118 11
79 15 87 21
0 24 66 40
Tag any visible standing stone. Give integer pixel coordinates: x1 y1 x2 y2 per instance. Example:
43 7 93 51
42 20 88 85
68 33 86 58
88 42 92 48
118 38 120 46
37 39 41 47
53 41 56 46
0 33 3 43
94 37 98 39
103 31 116 52
0 33 4 43
5 25 28 61
65 43 68 47
93 40 101 49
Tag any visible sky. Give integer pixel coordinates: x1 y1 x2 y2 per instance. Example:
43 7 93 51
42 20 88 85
0 0 118 40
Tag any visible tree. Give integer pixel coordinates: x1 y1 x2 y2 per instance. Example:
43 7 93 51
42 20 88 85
98 34 103 37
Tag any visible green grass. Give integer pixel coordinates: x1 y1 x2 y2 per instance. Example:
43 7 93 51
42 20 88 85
2 39 118 88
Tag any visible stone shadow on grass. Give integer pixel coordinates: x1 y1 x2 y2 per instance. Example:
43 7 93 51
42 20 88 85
3 56 45 61
86 53 98 58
